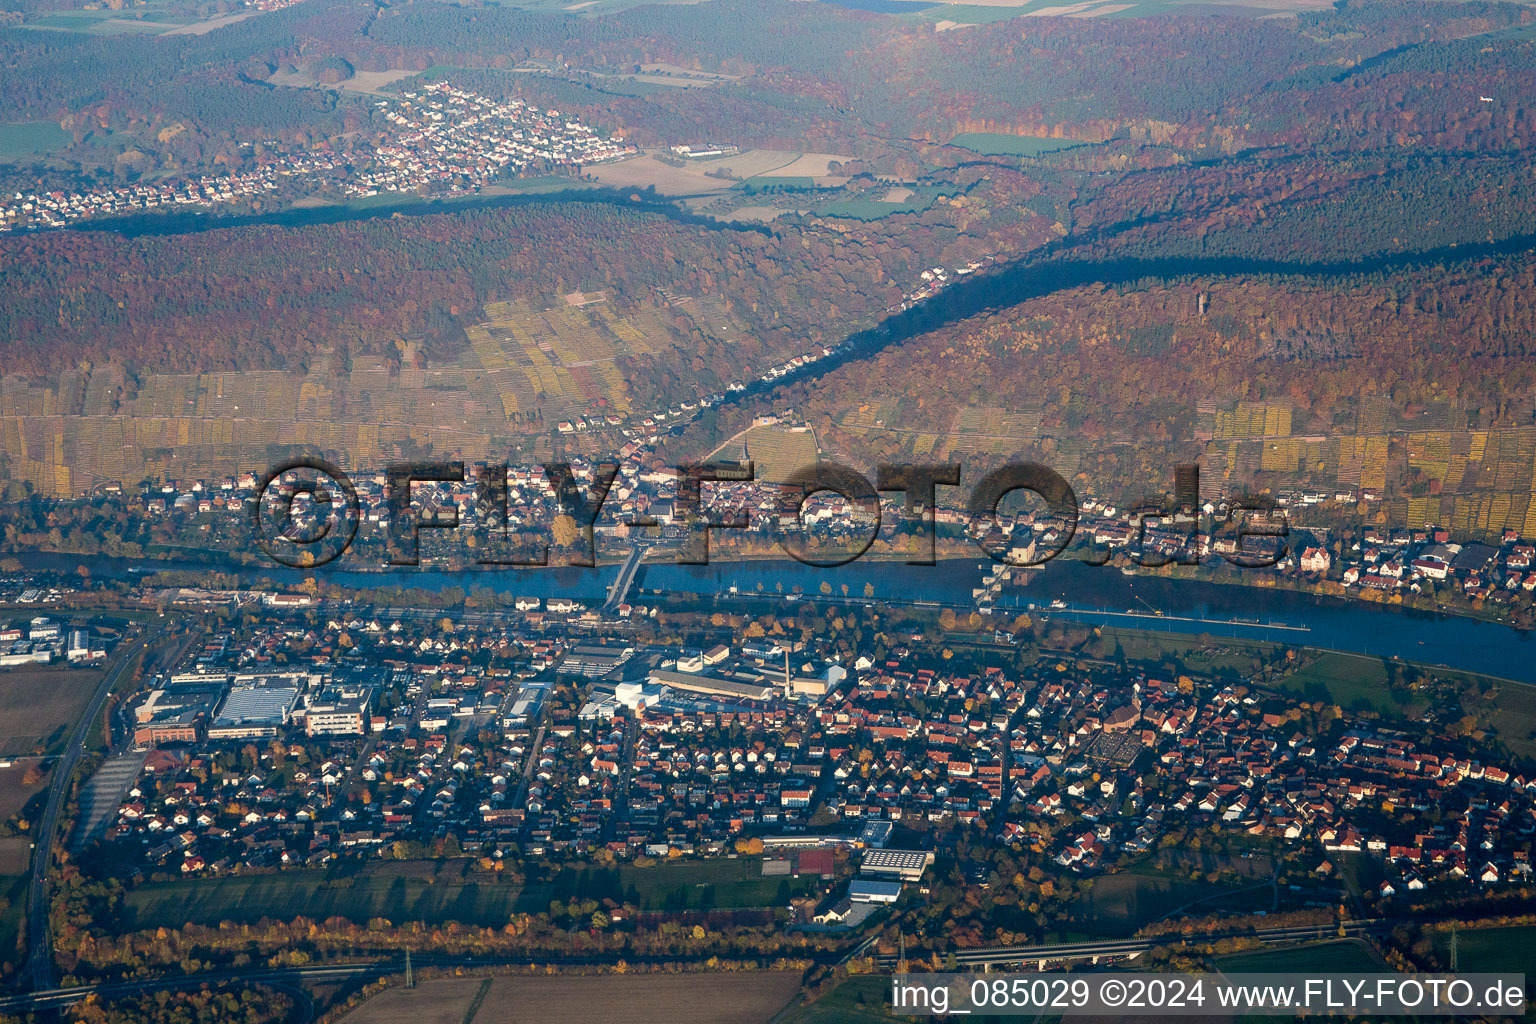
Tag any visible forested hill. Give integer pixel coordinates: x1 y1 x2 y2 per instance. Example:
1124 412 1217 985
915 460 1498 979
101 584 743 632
670 250 1536 527
2 0 1535 510
0 202 881 374
6 129 1535 378
2 0 1532 169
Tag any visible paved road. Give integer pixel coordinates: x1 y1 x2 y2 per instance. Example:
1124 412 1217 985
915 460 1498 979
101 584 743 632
602 540 648 612
872 920 1388 969
66 626 200 854
0 949 817 1016
26 632 158 992
0 917 1409 1016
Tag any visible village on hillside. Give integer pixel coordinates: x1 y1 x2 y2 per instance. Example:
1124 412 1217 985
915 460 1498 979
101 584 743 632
0 82 632 233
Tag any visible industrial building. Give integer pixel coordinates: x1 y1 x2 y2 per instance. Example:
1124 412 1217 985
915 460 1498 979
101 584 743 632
208 679 301 739
860 848 935 882
646 668 777 702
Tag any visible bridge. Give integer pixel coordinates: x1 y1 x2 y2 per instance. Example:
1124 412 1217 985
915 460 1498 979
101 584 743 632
602 541 648 613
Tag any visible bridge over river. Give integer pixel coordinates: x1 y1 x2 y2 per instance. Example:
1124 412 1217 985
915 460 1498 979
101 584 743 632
602 541 648 613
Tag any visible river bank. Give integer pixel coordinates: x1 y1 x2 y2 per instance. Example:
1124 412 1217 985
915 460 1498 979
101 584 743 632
9 549 1532 682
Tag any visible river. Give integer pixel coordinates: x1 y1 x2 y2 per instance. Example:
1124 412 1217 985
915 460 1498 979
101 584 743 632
31 195 1536 683
14 550 1532 682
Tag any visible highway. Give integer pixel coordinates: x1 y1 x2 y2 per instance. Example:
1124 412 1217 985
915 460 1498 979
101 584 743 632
26 631 160 993
0 918 1404 1016
872 920 1388 970
0 949 807 1016
25 629 168 994
1 961 386 1018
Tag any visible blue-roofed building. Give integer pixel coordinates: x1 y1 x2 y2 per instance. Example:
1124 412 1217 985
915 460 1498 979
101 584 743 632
209 681 300 739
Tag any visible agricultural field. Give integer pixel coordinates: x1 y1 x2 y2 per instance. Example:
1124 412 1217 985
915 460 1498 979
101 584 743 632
464 297 692 419
18 5 235 36
21 10 180 34
1274 651 1533 755
714 425 819 484
1211 402 1293 440
577 63 742 92
807 395 1536 546
542 855 821 911
589 156 739 199
125 861 532 930
344 972 803 1024
836 401 1040 459
125 856 818 930
1216 939 1384 973
0 836 29 876
0 291 724 495
779 976 898 1024
948 132 1089 158
814 186 945 221
7 329 1495 525
343 978 486 1024
716 205 802 223
589 150 850 206
465 0 723 12
491 973 801 1024
0 120 71 163
921 4 1043 26
0 667 102 759
160 9 258 35
1065 865 1269 935
0 822 33 984
270 67 417 96
0 761 49 824
1430 925 1536 975
484 176 604 196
